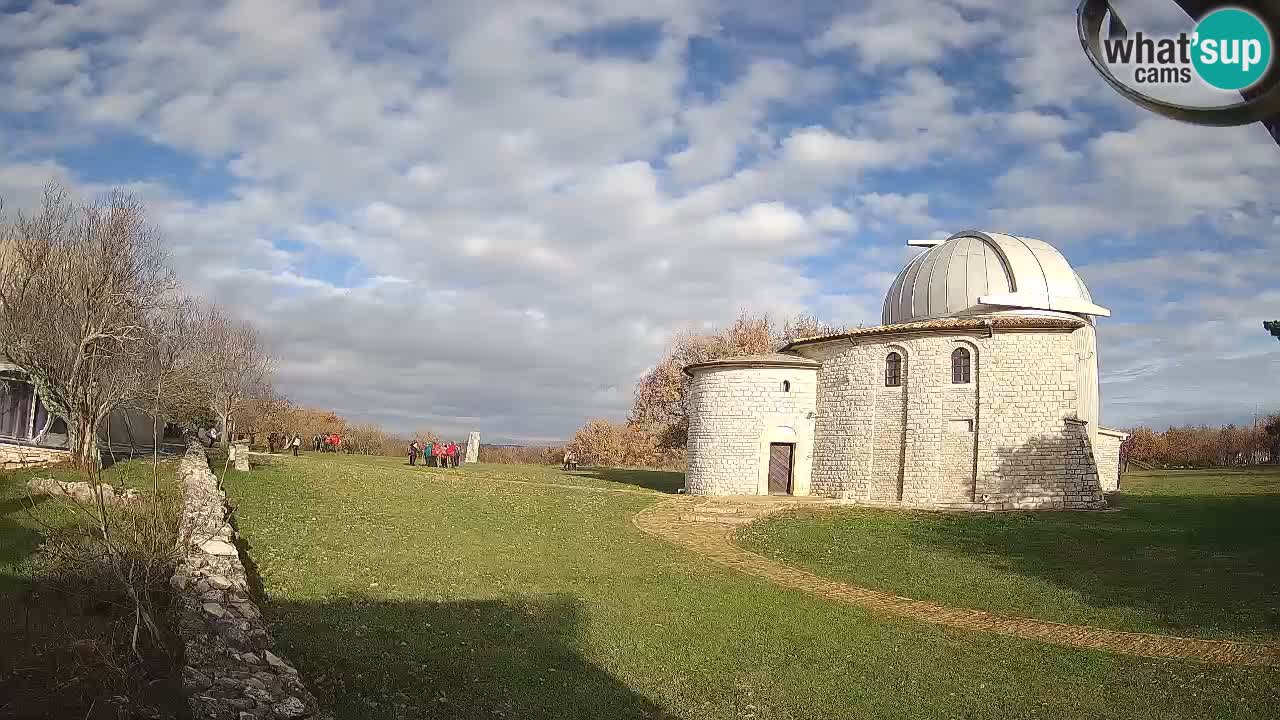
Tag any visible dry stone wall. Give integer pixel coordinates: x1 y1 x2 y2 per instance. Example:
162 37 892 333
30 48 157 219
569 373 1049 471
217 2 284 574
27 477 140 504
0 442 71 469
171 443 325 720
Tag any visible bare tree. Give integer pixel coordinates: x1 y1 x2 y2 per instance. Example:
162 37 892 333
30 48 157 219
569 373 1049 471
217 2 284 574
239 383 291 452
0 183 177 470
3 185 194 666
198 306 271 449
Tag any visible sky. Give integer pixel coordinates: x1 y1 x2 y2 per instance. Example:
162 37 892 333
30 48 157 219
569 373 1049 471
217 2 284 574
1 0 1277 443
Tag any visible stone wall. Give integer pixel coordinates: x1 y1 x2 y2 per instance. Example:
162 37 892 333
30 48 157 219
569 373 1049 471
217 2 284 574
1095 428 1126 492
794 325 1106 509
171 443 325 720
0 441 71 469
686 366 817 495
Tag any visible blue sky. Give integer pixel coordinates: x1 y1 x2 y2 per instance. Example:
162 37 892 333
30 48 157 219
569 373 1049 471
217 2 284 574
1 0 1277 442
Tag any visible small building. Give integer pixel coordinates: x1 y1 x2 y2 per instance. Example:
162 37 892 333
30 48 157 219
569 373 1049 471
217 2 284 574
683 230 1128 510
1 362 184 469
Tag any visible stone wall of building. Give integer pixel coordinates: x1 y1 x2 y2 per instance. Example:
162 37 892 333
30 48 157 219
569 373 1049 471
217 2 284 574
1095 428 1126 493
685 366 817 495
0 442 71 469
793 325 1106 509
171 443 324 719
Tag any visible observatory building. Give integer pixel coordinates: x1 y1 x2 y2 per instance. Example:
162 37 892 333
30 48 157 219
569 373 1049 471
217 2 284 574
683 230 1127 510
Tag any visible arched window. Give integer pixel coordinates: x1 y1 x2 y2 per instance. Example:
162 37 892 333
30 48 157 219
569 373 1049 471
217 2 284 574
885 352 902 387
952 347 971 384
782 380 791 392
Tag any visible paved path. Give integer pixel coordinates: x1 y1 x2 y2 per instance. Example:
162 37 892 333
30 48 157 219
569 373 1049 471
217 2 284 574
633 496 1280 668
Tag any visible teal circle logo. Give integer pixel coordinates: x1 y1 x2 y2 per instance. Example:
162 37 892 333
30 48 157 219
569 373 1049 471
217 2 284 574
1192 7 1273 91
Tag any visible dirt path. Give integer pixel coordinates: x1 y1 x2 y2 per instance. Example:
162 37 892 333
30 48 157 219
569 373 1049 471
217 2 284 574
633 497 1280 668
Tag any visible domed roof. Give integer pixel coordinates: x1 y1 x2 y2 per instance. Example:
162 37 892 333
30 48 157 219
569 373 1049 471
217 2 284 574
881 230 1110 326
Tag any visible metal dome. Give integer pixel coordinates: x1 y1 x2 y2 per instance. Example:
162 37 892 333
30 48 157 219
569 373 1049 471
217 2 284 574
881 230 1110 326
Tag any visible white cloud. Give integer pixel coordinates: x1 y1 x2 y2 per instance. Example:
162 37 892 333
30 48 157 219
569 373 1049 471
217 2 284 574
1 0 1277 441
811 0 1000 67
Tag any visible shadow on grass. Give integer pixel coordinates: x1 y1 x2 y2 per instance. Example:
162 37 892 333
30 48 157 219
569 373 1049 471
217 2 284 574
569 467 685 494
0 492 184 719
953 434 1277 638
269 593 679 720
0 493 48 569
902 491 1280 639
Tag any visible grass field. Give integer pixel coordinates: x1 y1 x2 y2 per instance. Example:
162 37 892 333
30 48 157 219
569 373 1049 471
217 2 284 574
738 466 1280 644
0 457 181 718
220 453 1280 720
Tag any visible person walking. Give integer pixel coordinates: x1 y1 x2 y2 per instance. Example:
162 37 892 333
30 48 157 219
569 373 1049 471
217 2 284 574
408 440 420 466
291 435 301 457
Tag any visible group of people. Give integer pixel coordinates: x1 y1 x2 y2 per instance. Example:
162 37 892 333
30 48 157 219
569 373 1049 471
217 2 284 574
408 439 465 467
312 433 342 452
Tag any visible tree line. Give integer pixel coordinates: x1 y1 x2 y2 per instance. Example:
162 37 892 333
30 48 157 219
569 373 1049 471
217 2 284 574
0 184 281 470
1123 419 1280 470
0 183 470 465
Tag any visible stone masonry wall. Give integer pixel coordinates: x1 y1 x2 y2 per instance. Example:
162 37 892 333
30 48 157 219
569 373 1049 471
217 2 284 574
171 443 325 720
686 366 816 495
794 326 1105 509
0 442 72 470
1095 430 1124 492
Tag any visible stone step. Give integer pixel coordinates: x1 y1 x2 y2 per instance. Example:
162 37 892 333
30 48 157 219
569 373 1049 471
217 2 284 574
692 506 746 515
680 513 755 525
703 506 776 517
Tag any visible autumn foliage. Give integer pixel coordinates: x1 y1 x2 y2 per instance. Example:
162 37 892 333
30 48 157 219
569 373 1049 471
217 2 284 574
1122 417 1280 469
567 311 848 468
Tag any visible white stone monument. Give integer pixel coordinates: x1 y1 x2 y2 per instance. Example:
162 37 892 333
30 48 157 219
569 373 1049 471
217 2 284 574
465 431 480 463
233 442 250 471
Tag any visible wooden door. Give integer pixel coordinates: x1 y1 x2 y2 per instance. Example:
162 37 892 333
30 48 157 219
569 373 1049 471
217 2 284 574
768 443 793 495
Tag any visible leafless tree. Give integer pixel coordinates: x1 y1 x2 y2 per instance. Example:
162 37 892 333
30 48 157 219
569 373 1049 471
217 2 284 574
239 383 291 451
198 306 272 449
2 185 196 665
0 183 177 470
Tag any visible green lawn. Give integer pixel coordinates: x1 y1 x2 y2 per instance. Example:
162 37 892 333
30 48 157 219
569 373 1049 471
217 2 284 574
739 467 1280 643
222 453 1280 720
0 457 182 717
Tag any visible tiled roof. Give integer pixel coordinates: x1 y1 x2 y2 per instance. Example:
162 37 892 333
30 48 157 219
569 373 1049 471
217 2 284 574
683 352 821 376
782 315 1086 350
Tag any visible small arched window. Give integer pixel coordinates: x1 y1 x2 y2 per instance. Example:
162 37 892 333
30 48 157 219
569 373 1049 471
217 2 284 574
952 347 971 384
782 380 791 392
885 352 902 387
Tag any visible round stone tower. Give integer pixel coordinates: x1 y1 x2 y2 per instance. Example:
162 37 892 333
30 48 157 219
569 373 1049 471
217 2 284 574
683 353 819 496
